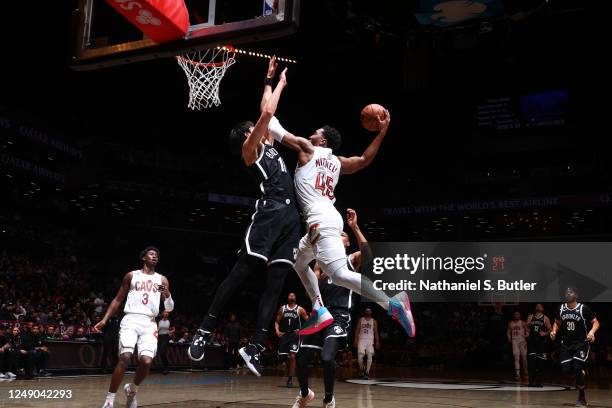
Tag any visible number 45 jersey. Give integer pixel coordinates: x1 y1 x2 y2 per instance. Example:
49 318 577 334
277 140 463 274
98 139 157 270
295 146 341 214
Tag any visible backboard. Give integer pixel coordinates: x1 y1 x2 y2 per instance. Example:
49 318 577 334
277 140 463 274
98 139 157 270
70 0 300 70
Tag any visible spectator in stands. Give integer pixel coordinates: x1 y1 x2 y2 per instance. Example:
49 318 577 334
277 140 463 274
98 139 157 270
1 325 18 379
157 311 171 375
0 324 17 379
11 325 34 379
224 313 242 369
62 325 75 340
44 326 58 340
31 325 51 377
178 331 191 344
73 327 89 341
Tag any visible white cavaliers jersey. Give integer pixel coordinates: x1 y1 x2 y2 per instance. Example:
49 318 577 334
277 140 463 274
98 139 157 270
359 317 375 342
295 146 341 212
510 321 526 341
124 270 163 318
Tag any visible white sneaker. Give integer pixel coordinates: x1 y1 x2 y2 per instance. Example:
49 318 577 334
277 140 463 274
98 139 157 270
0 372 6 379
322 397 336 408
292 389 315 408
124 383 137 408
5 372 16 379
101 400 114 408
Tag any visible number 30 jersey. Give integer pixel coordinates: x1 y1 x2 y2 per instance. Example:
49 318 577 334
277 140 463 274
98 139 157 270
124 270 163 317
556 303 594 344
295 146 341 212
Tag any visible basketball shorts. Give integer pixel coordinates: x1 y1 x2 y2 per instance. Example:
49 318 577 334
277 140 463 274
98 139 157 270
528 338 548 359
300 312 349 352
560 341 590 369
119 313 158 358
242 198 300 265
278 331 300 358
358 339 375 356
298 204 346 266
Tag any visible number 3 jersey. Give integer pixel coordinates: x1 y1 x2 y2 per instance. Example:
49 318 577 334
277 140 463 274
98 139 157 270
124 269 163 318
295 146 341 213
556 303 594 344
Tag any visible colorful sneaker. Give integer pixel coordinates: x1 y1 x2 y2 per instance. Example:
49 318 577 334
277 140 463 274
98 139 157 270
387 291 416 337
299 307 333 336
292 388 315 408
188 329 212 362
101 400 113 408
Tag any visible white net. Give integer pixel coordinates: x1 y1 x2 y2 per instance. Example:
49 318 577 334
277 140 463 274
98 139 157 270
176 47 236 110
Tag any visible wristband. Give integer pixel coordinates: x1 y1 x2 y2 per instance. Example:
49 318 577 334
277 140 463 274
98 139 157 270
264 77 274 87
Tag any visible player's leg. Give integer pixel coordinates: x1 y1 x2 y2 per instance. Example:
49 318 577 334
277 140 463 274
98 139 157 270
124 319 158 408
520 340 529 380
103 316 137 407
357 341 366 376
512 340 521 381
288 347 297 387
294 345 316 407
574 344 590 406
321 336 341 407
239 261 289 376
293 233 323 308
189 252 265 361
364 342 374 379
528 343 537 386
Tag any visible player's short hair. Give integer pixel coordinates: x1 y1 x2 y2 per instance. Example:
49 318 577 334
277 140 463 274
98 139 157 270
229 121 254 154
321 125 342 151
140 246 160 261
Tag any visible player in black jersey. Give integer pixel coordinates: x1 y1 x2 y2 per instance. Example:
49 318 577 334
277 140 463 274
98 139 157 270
550 287 600 407
276 293 309 388
526 304 551 387
292 208 368 408
189 59 300 378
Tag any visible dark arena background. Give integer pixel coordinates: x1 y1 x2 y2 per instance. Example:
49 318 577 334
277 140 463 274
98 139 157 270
1 1 612 407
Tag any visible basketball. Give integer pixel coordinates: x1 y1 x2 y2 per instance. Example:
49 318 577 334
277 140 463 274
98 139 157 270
360 104 387 132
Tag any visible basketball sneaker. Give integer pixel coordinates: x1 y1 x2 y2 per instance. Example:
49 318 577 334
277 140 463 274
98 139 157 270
387 291 415 338
292 389 315 408
124 383 137 408
188 329 212 362
5 372 16 379
575 399 588 407
322 396 336 408
101 401 113 408
239 343 264 377
299 307 334 336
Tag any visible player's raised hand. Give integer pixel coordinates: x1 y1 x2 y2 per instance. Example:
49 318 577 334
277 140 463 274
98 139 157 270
378 109 390 131
267 56 278 79
347 208 358 228
279 67 288 85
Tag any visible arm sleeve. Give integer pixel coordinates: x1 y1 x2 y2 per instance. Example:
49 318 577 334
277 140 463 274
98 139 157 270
164 295 174 312
268 116 287 142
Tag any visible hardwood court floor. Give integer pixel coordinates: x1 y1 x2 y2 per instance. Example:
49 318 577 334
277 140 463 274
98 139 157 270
1 368 611 408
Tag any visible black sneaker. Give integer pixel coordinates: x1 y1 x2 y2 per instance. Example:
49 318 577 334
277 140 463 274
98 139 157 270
188 329 212 362
239 343 263 377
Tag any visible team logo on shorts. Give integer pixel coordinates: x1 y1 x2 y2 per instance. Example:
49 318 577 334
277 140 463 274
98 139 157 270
292 344 298 351
334 326 343 334
580 351 585 358
293 247 298 260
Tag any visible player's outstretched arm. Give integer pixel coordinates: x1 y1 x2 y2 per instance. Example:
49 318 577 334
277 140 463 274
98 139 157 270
338 109 390 175
94 272 132 332
242 68 289 165
346 209 372 270
260 56 278 113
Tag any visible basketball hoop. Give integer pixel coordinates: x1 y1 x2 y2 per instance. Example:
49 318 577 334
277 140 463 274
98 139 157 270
176 46 236 110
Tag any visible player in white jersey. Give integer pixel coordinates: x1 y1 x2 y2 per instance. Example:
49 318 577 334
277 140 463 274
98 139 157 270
354 308 380 380
265 65 415 339
507 311 529 382
96 247 174 408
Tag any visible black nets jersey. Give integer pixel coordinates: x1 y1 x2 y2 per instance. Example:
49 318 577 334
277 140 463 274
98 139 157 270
247 144 295 201
279 305 301 333
556 303 594 344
